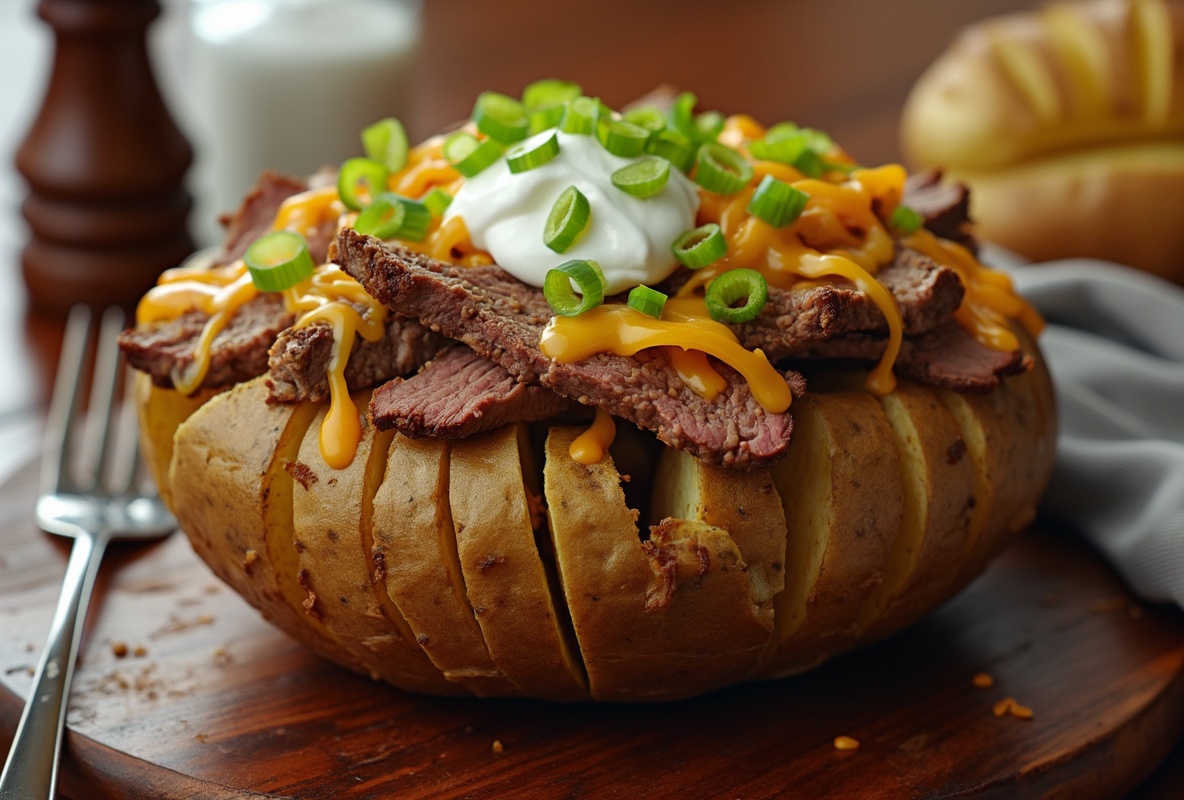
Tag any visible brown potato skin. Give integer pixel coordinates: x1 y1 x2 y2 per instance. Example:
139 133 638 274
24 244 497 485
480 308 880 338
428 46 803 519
153 342 1057 701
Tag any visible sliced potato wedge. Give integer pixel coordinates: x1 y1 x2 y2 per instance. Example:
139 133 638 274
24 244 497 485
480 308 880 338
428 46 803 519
372 434 517 696
134 373 220 512
292 392 461 695
170 378 366 672
760 391 903 677
546 426 770 701
449 423 588 701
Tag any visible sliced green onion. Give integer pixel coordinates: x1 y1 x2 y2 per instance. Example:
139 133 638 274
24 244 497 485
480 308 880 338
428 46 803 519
559 96 601 135
506 132 560 174
764 122 801 141
747 175 810 228
361 117 409 172
889 204 924 234
705 268 768 324
793 149 827 178
669 91 698 138
645 129 696 173
529 104 566 134
472 91 529 144
423 187 453 217
522 79 582 110
611 157 670 199
627 285 667 318
443 132 503 177
748 135 808 165
622 106 667 133
694 110 725 142
244 231 316 292
354 193 430 241
596 118 650 158
693 142 753 195
543 259 605 316
672 223 727 269
337 157 388 211
544 185 591 253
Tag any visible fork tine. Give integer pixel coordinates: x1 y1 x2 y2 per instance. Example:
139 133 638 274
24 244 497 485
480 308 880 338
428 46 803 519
81 307 127 492
40 306 93 495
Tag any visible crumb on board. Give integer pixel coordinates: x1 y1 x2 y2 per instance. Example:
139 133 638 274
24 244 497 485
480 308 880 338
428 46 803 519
972 672 994 689
134 645 148 658
833 736 860 751
111 642 129 658
993 697 1034 720
492 740 504 754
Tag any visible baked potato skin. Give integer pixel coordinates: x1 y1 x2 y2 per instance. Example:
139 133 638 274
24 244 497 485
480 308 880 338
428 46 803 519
153 342 1057 701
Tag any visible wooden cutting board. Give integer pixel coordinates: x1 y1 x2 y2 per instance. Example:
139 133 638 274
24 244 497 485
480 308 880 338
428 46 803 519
1 461 1183 800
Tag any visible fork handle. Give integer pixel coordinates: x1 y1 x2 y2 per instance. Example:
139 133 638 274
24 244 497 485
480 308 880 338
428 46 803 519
0 533 107 800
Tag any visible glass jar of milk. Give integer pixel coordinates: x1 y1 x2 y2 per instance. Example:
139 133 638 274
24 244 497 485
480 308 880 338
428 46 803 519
186 0 420 244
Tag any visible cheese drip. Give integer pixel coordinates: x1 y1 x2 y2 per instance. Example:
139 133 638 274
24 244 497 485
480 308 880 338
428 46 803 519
570 408 616 464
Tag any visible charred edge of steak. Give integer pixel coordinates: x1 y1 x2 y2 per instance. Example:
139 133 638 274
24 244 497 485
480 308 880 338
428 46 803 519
369 345 581 439
119 293 295 391
780 320 1028 394
903 169 976 252
336 229 800 470
265 313 447 404
216 171 337 266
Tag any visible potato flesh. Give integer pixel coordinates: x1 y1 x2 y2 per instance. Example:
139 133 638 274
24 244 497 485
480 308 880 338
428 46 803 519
134 372 219 512
449 423 588 701
372 434 517 695
291 393 461 695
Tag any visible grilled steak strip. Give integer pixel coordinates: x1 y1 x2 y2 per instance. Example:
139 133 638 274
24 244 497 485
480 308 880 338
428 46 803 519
902 170 975 251
337 229 802 469
781 320 1027 394
120 294 295 390
266 313 445 403
370 345 580 439
217 171 338 266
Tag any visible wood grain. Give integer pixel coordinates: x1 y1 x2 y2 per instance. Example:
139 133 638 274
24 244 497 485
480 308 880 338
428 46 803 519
2 461 1183 799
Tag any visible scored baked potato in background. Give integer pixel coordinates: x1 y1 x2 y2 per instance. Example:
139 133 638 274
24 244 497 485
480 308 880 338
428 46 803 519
140 340 1055 702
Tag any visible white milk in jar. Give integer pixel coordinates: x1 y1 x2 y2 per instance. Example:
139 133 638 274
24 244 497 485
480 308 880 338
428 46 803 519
188 0 420 244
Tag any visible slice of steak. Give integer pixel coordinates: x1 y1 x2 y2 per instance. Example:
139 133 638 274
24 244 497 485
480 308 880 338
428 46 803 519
370 345 579 439
216 171 337 265
782 320 1027 394
903 170 975 251
266 313 446 403
735 246 964 356
336 229 801 470
119 294 295 390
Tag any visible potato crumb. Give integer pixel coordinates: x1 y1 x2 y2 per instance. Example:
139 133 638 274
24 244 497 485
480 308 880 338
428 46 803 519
492 739 504 754
993 697 1034 720
1009 701 1034 720
972 672 994 689
833 736 860 751
111 642 129 658
133 646 148 658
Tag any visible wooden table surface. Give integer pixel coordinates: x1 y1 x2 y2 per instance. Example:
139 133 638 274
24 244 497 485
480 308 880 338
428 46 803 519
1 0 1183 796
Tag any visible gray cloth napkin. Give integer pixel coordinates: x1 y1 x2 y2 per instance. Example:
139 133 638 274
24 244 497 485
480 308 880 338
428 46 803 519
1000 257 1184 610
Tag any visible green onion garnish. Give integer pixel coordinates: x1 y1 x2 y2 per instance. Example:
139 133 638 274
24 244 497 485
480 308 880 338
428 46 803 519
672 223 727 269
244 231 316 292
544 185 591 253
610 157 670 199
693 142 753 195
704 269 768 324
522 79 583 110
889 204 924 234
765 122 800 141
627 285 667 318
472 91 529 144
443 132 503 178
748 136 808 165
423 187 453 217
749 126 834 177
669 91 698 139
506 132 560 174
354 193 430 242
747 175 810 228
694 111 725 142
645 129 696 173
622 106 667 133
559 96 601 135
529 104 566 134
543 259 605 316
361 117 409 172
596 118 650 158
337 157 388 211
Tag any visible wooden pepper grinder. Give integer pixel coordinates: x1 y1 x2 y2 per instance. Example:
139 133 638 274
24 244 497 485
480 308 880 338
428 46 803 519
17 0 194 317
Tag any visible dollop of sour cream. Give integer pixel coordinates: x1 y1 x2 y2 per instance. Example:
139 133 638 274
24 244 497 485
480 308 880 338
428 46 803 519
444 130 699 295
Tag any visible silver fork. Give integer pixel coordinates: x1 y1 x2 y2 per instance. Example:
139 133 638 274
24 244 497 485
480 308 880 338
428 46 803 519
0 306 177 800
